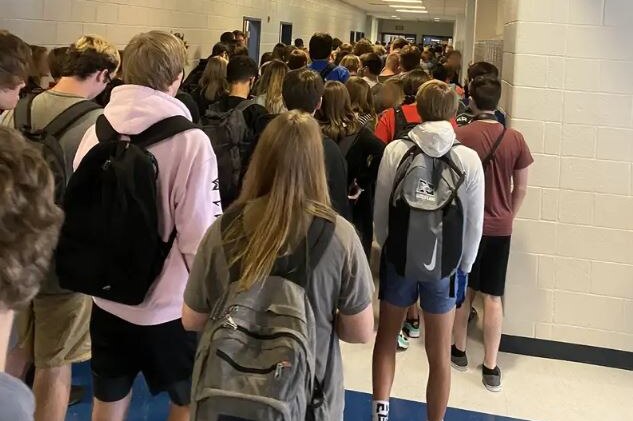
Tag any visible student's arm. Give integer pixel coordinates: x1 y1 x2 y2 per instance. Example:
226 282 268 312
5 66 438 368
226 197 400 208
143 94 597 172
373 142 399 247
336 306 374 344
336 223 375 344
182 304 209 332
459 149 485 274
512 167 529 218
173 132 222 270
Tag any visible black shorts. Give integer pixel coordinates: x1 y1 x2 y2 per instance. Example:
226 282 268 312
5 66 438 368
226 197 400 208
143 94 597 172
468 236 511 297
90 303 198 405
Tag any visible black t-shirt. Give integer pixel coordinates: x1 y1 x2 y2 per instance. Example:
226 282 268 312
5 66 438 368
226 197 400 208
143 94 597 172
216 95 270 138
322 135 352 221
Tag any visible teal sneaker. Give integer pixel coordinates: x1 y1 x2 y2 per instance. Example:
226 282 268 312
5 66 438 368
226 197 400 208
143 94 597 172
403 319 421 338
397 331 409 350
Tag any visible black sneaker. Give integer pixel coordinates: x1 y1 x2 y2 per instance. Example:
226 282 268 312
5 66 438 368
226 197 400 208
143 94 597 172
450 345 468 371
482 365 502 392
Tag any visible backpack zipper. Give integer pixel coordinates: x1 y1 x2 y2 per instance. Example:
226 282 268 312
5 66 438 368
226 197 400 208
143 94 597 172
220 314 306 348
216 349 291 379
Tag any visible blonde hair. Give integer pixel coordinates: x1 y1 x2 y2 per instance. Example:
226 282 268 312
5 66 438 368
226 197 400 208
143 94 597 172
340 54 361 74
124 31 186 91
384 53 400 73
256 59 289 114
346 76 375 118
63 35 120 79
199 56 228 103
416 79 459 121
225 111 335 291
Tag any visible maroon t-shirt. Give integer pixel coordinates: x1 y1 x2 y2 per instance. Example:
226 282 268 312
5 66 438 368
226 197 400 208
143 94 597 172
456 121 533 236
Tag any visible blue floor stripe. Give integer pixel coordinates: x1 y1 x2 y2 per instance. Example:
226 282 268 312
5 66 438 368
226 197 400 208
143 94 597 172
66 362 527 420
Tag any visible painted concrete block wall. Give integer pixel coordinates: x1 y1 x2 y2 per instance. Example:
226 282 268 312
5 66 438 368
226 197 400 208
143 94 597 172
0 0 368 64
502 0 633 352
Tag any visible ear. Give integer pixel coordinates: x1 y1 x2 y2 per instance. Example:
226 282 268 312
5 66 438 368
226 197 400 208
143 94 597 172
96 69 108 84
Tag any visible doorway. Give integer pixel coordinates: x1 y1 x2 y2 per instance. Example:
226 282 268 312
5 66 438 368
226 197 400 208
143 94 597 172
243 17 261 62
280 22 292 45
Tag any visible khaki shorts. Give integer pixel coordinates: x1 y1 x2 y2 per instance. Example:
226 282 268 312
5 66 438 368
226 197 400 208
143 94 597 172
15 293 92 368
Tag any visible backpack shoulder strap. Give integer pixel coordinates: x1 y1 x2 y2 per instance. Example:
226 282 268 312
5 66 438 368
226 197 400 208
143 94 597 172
306 217 335 273
320 62 336 80
95 114 119 143
132 115 197 148
337 130 362 158
481 126 507 169
234 98 257 113
393 106 407 133
44 100 102 138
14 94 38 131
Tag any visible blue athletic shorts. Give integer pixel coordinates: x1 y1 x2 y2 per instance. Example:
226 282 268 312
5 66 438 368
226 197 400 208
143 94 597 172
378 254 458 315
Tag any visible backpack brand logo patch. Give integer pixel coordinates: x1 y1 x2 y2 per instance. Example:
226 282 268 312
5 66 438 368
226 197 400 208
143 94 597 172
416 178 436 202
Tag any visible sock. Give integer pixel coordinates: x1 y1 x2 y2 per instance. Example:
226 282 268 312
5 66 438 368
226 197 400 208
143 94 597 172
451 344 465 357
482 364 500 375
373 400 389 421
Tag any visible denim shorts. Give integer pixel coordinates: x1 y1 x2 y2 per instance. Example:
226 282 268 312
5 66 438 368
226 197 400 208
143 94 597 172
378 255 457 315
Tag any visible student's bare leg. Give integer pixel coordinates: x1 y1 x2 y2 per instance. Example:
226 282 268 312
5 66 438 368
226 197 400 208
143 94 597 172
482 293 503 369
33 365 71 421
92 392 132 421
423 308 455 421
452 287 475 351
372 300 408 400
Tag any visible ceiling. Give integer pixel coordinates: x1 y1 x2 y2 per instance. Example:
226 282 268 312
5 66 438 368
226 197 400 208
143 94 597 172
342 0 466 21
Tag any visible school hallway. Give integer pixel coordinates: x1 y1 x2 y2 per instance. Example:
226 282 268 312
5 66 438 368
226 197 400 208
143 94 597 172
65 309 633 421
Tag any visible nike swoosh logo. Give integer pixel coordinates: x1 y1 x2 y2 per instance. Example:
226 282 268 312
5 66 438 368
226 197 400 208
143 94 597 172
424 239 438 271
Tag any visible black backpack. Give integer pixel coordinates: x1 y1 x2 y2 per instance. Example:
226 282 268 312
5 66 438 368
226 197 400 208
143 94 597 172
393 105 418 140
56 115 197 305
319 63 337 81
14 94 101 204
200 99 256 209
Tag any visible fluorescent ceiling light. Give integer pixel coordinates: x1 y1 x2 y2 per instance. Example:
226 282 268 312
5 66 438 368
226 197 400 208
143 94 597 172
381 0 423 3
389 5 425 9
395 9 429 13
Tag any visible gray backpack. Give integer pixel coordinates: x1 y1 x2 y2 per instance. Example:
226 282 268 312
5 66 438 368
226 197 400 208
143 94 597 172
191 208 335 421
384 142 466 292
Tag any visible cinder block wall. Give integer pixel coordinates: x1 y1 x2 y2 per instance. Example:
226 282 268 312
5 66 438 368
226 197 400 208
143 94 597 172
0 0 368 64
502 0 633 352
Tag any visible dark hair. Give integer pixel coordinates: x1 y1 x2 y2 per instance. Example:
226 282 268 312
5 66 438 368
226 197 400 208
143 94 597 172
294 38 304 48
220 32 235 43
233 30 245 39
353 40 374 57
29 45 48 85
260 52 273 67
470 76 501 111
227 55 258 83
359 53 382 76
282 68 325 113
47 47 68 81
399 45 422 72
392 38 409 50
62 35 119 80
467 61 499 82
211 42 230 57
332 38 343 51
288 49 308 70
0 31 32 88
402 69 431 104
334 51 349 66
309 33 333 60
272 43 288 62
231 45 249 57
316 81 360 141
432 63 449 82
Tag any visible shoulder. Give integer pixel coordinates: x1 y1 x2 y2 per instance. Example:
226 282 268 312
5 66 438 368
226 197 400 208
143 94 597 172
452 143 482 172
331 215 360 251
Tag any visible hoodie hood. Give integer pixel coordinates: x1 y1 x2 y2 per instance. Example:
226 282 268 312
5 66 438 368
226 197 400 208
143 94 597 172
104 85 192 135
408 120 456 158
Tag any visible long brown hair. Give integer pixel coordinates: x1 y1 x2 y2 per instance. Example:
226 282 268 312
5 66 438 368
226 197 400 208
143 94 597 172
346 76 375 119
316 81 360 141
199 56 228 103
256 59 288 113
225 111 335 291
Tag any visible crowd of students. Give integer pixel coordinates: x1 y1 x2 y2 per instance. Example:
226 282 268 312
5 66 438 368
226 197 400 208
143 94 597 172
0 26 532 421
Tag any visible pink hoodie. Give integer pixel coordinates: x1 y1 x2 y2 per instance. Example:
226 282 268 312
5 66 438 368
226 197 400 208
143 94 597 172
74 85 222 326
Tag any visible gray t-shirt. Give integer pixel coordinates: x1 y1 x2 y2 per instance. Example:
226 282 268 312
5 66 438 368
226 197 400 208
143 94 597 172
184 213 374 419
0 373 34 421
1 90 102 294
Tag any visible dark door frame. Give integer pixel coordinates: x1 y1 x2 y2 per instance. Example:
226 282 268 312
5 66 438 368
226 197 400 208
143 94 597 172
280 21 293 44
243 16 262 62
